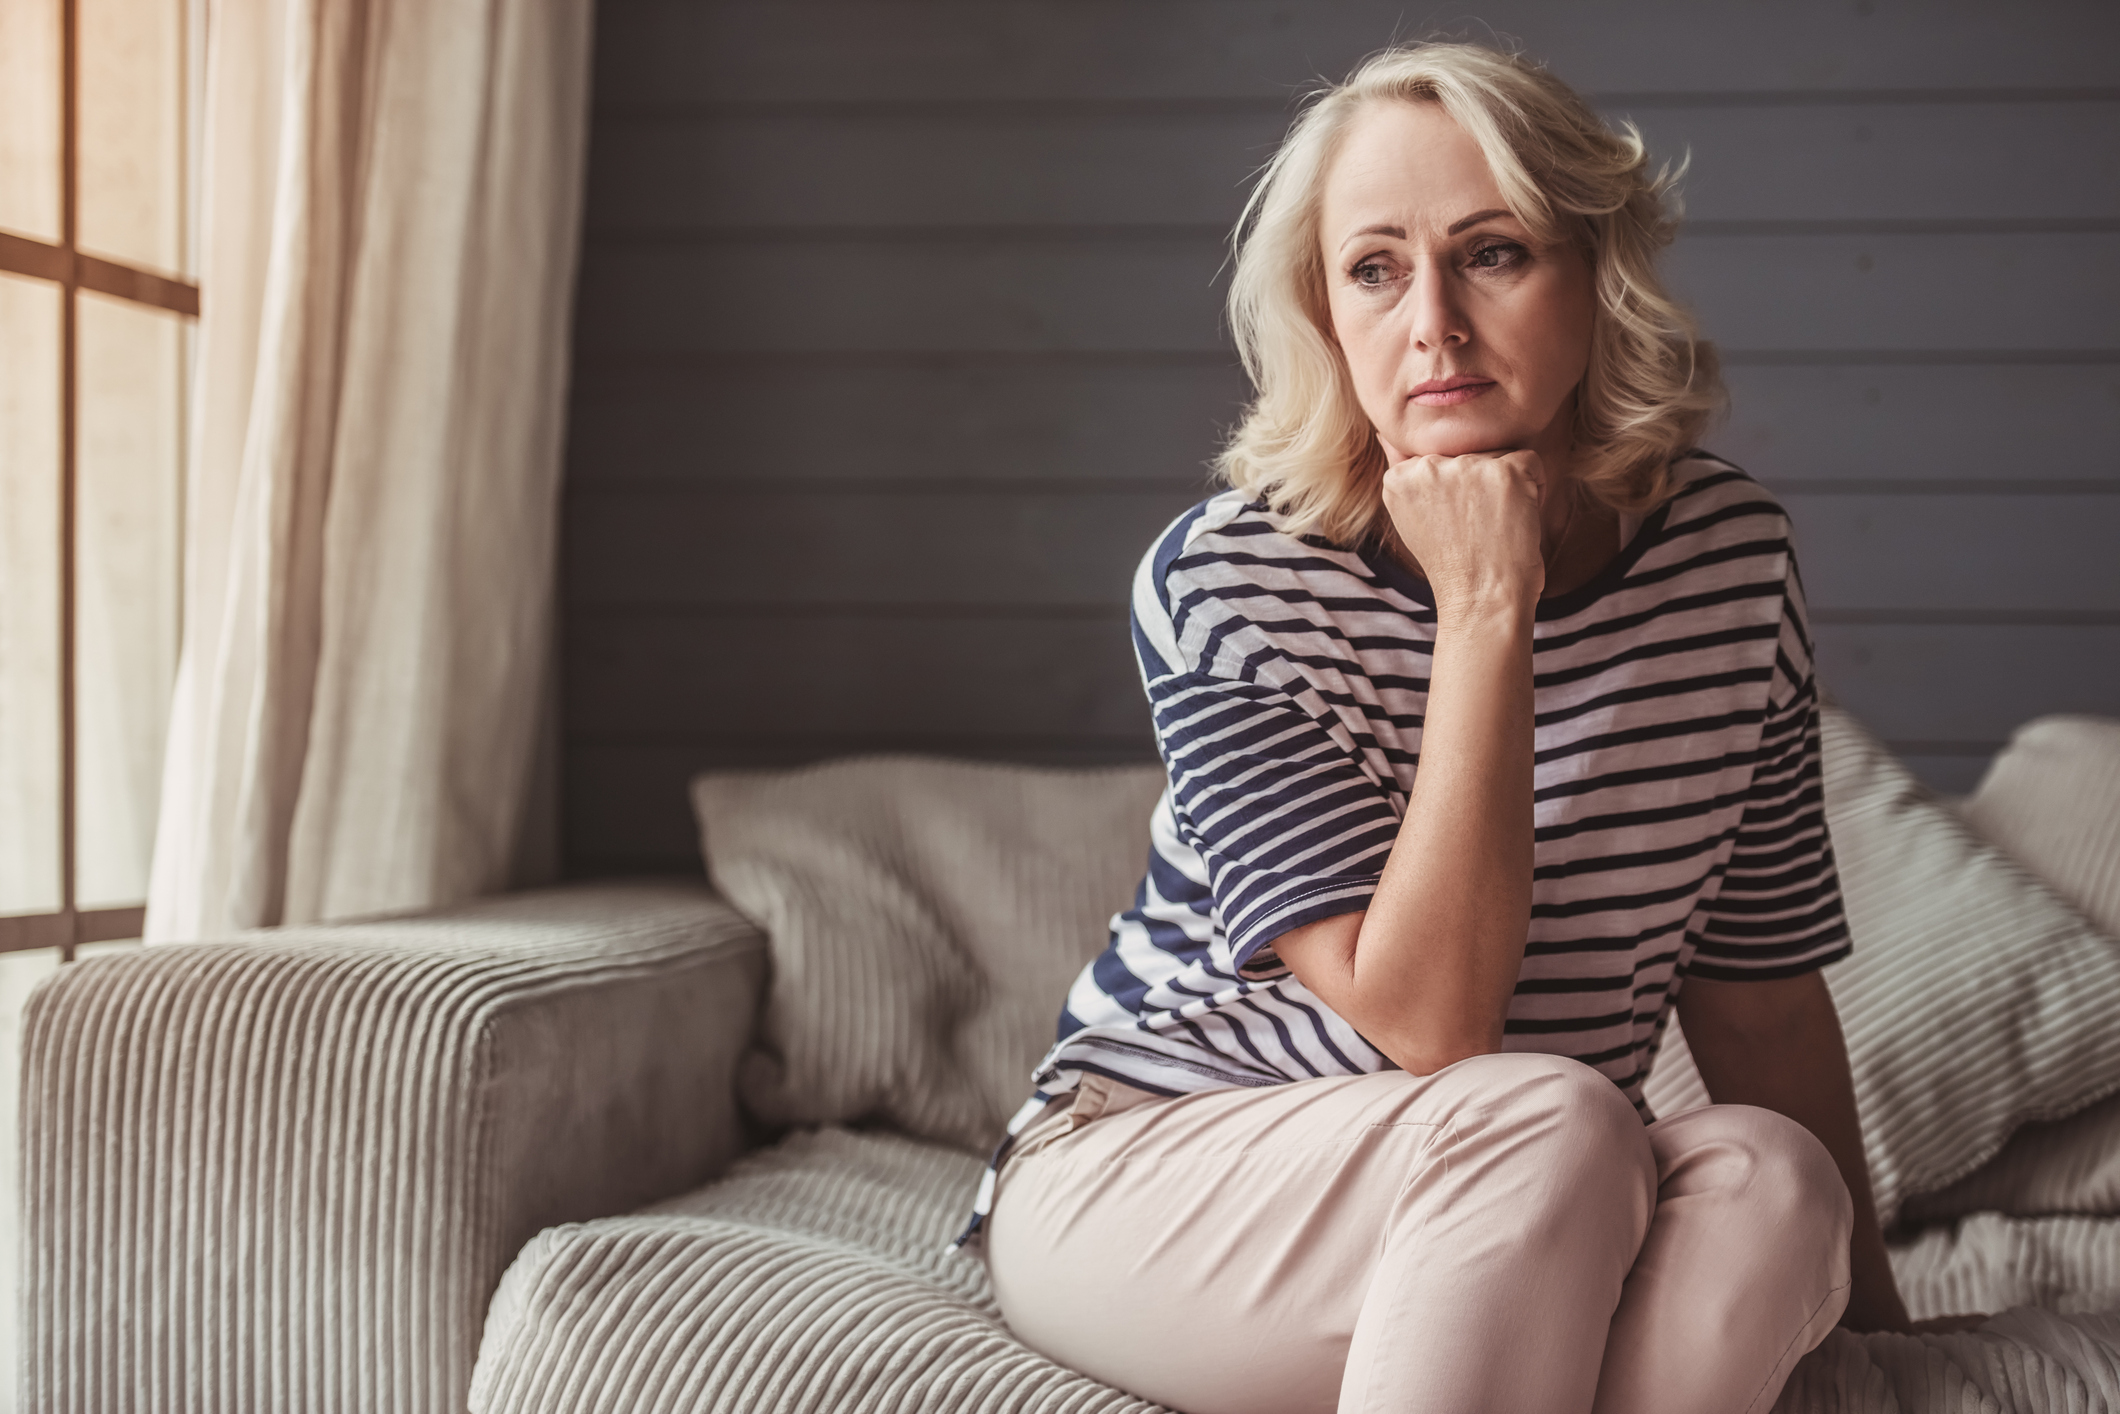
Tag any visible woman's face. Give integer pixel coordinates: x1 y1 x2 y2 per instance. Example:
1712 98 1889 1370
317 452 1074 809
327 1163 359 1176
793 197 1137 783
1319 101 1595 468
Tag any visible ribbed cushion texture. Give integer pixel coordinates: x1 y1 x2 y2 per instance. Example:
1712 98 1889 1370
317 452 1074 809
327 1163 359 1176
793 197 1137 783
1892 1214 2120 1319
1905 1092 2120 1225
1777 1310 2120 1414
469 1124 2120 1414
1963 716 2120 945
23 880 766 1414
692 756 1168 1153
469 1128 1161 1414
1644 707 2120 1229
37 732 2120 1414
1899 717 2120 1224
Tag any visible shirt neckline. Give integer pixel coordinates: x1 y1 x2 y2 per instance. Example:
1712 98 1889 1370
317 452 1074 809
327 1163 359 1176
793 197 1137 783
1359 482 1679 623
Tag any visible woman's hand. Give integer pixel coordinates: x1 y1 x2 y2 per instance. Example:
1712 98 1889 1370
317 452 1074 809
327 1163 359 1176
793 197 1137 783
1377 435 1548 620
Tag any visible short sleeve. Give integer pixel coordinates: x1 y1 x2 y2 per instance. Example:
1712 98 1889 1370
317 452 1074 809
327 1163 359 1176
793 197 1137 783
1690 554 1853 981
1151 667 1402 976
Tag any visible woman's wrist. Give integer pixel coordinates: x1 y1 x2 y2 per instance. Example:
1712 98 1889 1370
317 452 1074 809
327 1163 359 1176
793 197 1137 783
1433 586 1537 636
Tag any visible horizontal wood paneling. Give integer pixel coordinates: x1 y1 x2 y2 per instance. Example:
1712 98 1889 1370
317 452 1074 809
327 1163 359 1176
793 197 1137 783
1664 232 2120 352
572 238 1224 356
576 231 2120 356
1892 755 1993 796
565 612 1145 738
1722 364 2120 485
1626 102 2120 225
564 361 1249 486
583 110 1286 233
593 1 2120 105
584 101 2120 235
566 734 1161 873
565 487 1197 607
1814 623 2120 742
1779 494 2120 613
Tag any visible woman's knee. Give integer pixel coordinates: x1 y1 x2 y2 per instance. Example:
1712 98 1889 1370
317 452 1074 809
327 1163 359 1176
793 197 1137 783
1443 1053 1657 1202
1453 1052 1647 1136
1659 1105 1854 1244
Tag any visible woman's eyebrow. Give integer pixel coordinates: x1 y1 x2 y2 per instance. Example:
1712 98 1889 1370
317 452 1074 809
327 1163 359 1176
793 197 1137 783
1337 208 1516 252
1345 223 1406 245
1446 207 1513 236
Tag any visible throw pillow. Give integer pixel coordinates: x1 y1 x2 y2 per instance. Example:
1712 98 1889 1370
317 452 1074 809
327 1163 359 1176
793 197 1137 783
1643 706 2120 1229
694 756 1167 1155
1962 715 2120 942
1901 1088 2120 1223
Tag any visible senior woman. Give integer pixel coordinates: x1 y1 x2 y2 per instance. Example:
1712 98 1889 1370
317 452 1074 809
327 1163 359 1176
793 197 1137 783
956 41 1964 1414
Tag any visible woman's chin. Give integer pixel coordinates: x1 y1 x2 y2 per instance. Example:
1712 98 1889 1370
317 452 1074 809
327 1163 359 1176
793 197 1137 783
1402 431 1524 458
1394 410 1552 460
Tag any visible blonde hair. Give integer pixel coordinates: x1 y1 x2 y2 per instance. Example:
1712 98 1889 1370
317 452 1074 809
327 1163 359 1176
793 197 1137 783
1218 40 1723 545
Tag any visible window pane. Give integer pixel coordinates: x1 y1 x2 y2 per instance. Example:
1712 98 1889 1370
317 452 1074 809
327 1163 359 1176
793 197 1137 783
78 0 188 277
0 275 63 918
75 291 185 909
0 0 62 242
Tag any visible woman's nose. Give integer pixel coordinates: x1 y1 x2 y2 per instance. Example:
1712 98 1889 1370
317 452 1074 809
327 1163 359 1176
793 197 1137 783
1408 264 1468 351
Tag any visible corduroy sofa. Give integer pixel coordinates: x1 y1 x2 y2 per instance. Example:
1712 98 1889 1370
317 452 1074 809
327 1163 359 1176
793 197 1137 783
23 708 2120 1414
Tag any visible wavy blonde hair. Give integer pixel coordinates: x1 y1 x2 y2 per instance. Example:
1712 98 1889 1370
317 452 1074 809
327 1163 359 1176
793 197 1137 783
1218 40 1723 544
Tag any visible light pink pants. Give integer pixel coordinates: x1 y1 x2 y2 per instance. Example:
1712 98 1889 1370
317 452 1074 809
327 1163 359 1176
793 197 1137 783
986 1053 1851 1414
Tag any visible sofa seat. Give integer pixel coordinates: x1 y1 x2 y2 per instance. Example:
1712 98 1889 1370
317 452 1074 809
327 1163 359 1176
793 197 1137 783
469 1123 2120 1414
469 1128 1162 1414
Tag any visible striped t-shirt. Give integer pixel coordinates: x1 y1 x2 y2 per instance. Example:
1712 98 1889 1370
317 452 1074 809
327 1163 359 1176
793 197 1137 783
958 453 1850 1247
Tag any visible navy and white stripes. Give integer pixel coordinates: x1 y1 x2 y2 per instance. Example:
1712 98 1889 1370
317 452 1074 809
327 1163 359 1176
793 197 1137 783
956 455 1850 1247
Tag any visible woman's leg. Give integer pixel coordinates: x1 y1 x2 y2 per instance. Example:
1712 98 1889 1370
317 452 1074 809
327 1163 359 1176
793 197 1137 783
986 1053 1658 1414
1591 1104 1854 1414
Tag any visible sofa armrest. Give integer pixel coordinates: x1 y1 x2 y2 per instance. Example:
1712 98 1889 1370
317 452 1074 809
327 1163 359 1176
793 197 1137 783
22 879 766 1414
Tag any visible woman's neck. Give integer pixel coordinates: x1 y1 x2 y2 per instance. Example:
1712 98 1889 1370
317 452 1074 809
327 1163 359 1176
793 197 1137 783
1539 481 1621 599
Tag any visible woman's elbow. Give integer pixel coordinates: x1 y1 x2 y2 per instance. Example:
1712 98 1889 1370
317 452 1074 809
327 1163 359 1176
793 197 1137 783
1382 1027 1506 1077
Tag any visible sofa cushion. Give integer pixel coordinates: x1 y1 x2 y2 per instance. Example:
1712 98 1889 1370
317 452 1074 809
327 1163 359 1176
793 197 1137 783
1903 1090 2120 1224
469 1129 1163 1414
1644 706 2120 1229
1890 718 2120 1225
1962 715 2120 941
694 757 1166 1153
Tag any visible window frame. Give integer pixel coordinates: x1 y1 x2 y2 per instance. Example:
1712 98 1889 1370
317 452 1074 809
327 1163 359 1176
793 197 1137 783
0 0 199 960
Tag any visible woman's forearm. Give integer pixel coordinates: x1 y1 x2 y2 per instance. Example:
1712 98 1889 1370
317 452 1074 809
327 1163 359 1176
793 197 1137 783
1274 447 1550 1074
1279 590 1538 1074
1360 593 1537 1069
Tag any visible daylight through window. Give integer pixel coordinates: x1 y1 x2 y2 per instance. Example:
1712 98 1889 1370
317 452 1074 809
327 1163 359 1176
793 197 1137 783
0 0 199 959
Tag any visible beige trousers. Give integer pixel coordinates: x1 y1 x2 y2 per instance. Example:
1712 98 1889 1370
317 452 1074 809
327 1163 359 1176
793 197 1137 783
986 1053 1851 1414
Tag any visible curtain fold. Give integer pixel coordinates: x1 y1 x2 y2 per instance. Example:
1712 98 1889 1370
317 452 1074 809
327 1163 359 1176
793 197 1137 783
146 0 592 940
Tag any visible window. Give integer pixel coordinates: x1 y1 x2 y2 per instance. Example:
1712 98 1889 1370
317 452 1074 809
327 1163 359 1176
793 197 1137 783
0 0 199 960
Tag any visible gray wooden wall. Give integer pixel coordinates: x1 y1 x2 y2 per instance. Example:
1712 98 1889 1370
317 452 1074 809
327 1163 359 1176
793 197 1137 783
562 0 2120 876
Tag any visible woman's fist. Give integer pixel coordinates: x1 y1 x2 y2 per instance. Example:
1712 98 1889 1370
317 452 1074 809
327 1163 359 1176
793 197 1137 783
1378 442 1548 619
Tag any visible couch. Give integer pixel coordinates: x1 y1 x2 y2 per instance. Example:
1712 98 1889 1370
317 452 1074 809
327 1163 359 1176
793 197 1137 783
23 708 2120 1413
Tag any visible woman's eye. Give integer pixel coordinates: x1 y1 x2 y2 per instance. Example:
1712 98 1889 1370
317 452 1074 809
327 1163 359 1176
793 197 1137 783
1469 242 1527 270
1352 260 1396 287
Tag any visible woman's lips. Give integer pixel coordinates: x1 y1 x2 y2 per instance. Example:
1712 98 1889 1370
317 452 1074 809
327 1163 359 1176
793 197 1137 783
1410 376 1496 407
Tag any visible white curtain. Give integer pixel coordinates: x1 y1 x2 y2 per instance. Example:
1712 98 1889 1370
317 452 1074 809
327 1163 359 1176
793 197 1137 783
146 0 592 940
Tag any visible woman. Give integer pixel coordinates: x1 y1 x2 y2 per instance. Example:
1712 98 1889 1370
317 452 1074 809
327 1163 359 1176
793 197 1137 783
959 41 1973 1414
